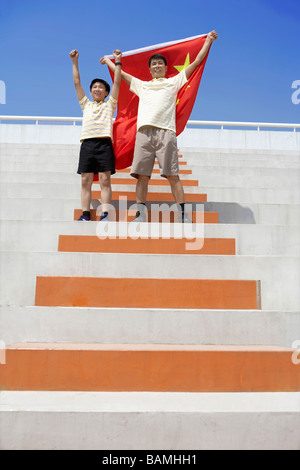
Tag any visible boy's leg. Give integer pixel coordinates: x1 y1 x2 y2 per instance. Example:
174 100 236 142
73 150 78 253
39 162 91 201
98 171 112 215
81 172 94 212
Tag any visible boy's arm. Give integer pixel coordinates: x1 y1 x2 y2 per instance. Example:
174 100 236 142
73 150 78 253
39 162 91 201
69 50 85 101
100 55 133 86
107 50 122 101
184 31 218 80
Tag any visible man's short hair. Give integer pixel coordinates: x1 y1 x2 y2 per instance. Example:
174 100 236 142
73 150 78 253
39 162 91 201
148 54 167 67
90 78 110 94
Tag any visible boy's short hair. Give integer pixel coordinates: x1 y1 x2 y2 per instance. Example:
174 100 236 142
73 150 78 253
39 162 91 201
90 78 110 94
148 54 167 67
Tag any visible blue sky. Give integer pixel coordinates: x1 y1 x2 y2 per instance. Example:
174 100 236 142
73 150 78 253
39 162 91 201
0 0 299 123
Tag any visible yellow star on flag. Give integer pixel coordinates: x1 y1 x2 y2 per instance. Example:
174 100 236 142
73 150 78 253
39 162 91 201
174 53 190 72
176 85 191 105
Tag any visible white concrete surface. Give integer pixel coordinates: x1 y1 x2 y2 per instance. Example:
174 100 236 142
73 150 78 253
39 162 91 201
2 166 300 181
1 123 299 150
1 132 299 451
1 220 299 255
1 391 299 450
2 170 300 188
2 182 299 206
0 305 299 347
1 198 299 224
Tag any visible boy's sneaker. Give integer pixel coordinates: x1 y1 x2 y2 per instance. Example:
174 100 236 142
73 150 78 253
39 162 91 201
100 212 109 222
77 215 90 221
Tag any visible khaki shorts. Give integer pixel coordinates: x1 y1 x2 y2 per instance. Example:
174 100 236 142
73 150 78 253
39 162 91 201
130 126 179 179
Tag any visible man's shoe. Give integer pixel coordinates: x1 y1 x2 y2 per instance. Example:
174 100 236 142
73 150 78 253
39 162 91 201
100 213 109 221
177 205 193 223
131 203 147 222
77 215 90 221
182 213 193 223
131 210 146 222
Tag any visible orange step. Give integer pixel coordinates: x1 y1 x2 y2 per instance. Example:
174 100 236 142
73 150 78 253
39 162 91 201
97 178 199 186
114 168 193 175
92 191 207 202
35 277 261 309
93 162 187 180
1 343 298 392
58 236 235 255
73 209 219 223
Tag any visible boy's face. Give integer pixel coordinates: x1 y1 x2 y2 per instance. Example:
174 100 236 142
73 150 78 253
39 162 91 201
90 82 108 102
149 58 167 79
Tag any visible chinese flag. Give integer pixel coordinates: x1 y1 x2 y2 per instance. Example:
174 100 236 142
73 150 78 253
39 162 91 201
108 34 211 170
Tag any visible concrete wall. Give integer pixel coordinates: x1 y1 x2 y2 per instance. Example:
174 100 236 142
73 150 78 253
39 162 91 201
1 123 299 151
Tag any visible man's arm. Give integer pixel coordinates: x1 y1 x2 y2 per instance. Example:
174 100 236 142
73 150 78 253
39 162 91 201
69 49 85 101
100 55 133 86
185 31 218 80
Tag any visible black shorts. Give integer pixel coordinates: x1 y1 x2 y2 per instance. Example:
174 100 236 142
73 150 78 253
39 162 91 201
77 138 116 175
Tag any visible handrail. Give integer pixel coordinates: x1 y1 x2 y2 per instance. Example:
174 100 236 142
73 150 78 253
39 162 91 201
0 115 299 131
187 120 300 131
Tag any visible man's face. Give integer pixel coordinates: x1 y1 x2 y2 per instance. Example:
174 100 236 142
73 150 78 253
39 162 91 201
149 58 167 79
90 82 108 102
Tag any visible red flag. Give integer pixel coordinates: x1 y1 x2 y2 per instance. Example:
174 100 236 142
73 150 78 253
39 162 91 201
108 34 211 170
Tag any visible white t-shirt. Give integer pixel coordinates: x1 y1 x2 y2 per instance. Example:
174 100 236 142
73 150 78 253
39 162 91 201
79 95 117 142
130 70 188 133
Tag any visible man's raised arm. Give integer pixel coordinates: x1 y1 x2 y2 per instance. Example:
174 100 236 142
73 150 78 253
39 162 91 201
185 31 218 80
100 55 133 86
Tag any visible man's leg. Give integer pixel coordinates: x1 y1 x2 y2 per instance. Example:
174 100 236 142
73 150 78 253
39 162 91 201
98 171 112 220
131 174 150 222
166 175 185 204
136 174 150 204
167 175 192 223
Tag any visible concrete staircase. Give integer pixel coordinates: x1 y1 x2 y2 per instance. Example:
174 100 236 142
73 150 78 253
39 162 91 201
0 141 300 450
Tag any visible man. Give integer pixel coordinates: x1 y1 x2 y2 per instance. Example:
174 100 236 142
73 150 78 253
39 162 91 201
101 31 217 222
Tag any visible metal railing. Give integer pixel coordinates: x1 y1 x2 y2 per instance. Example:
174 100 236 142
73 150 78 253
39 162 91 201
0 115 299 132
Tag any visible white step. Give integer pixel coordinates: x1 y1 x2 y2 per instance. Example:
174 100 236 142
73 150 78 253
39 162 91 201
2 170 299 188
181 147 300 160
1 391 299 450
0 305 299 347
1 220 299 256
1 182 299 205
2 163 300 180
1 196 299 225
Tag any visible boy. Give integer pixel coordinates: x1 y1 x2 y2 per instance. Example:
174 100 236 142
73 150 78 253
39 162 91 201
70 49 122 221
101 31 218 222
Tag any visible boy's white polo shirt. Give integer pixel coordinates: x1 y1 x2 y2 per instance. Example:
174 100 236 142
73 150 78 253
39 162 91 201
79 95 117 142
130 70 188 133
